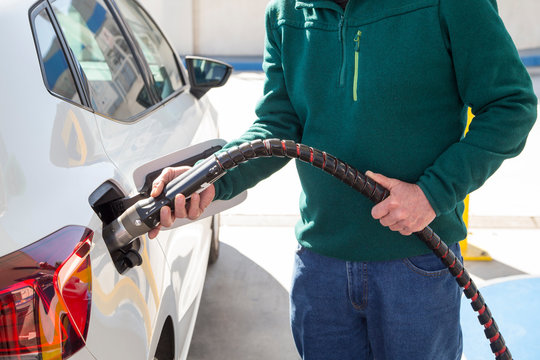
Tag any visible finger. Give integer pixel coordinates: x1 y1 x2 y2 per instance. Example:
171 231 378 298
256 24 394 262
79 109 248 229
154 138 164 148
393 215 424 233
174 194 188 219
160 206 174 227
151 168 173 197
398 224 414 236
372 195 401 219
388 220 414 236
371 201 389 220
380 207 409 226
148 225 161 239
365 171 397 190
199 185 215 210
151 178 165 197
188 193 202 220
379 214 399 227
389 221 405 231
407 221 425 234
152 167 190 197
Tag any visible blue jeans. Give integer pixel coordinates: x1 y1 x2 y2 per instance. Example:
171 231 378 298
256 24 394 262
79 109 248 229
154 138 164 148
290 243 463 360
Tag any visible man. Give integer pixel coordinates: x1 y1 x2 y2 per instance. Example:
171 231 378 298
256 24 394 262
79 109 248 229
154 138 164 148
150 0 537 358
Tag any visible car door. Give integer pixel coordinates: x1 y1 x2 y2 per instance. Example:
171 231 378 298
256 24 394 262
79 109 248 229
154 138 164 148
41 1 174 358
24 1 173 359
42 0 243 358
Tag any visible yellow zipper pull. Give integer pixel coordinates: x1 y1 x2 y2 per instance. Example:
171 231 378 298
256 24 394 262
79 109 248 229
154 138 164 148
354 30 362 51
353 31 362 102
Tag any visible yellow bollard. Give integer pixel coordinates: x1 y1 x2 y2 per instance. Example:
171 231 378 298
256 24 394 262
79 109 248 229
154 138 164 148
459 108 492 261
460 195 492 261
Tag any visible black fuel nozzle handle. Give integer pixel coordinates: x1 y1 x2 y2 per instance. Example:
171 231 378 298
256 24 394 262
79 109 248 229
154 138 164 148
137 156 225 229
102 155 225 251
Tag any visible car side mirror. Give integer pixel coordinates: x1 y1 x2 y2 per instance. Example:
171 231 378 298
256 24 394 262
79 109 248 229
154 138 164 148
185 56 233 99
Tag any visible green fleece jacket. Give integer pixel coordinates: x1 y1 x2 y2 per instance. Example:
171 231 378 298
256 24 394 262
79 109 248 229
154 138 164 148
214 0 537 261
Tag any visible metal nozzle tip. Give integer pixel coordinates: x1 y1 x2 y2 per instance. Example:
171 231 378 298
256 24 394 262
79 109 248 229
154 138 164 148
102 218 133 252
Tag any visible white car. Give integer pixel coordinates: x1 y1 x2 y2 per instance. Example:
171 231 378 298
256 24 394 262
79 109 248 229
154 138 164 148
0 0 244 359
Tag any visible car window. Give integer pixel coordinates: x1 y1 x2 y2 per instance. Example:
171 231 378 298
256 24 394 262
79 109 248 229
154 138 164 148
113 0 184 100
34 9 81 104
50 0 152 121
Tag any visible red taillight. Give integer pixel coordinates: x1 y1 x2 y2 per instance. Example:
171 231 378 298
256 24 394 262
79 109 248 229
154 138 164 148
0 226 93 359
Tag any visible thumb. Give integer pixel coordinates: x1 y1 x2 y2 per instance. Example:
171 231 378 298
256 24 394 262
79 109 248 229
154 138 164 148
150 179 164 198
365 171 397 190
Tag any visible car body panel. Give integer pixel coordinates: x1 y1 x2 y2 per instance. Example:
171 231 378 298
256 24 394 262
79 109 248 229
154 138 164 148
0 1 240 359
87 87 219 360
94 90 206 191
85 226 171 360
90 74 236 360
131 138 225 190
68 346 98 360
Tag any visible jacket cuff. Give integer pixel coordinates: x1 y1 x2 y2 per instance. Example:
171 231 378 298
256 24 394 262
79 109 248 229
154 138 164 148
416 177 453 217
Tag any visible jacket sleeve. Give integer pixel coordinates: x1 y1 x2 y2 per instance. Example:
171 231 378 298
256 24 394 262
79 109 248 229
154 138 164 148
416 0 537 216
213 4 303 201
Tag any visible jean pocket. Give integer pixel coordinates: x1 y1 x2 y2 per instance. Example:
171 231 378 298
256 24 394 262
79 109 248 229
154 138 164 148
403 243 460 277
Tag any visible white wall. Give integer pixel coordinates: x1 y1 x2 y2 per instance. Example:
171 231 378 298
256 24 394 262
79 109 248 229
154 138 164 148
139 0 268 57
498 0 540 50
140 0 540 57
193 0 268 56
138 0 195 56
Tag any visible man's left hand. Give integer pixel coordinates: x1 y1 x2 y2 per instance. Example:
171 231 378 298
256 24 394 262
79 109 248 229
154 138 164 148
366 171 435 236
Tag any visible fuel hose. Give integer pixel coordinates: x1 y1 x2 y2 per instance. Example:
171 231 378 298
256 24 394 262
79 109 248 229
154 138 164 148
103 138 512 359
215 139 512 360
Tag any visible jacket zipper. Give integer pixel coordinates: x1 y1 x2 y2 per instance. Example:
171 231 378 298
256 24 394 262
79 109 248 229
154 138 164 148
353 30 362 102
338 14 346 86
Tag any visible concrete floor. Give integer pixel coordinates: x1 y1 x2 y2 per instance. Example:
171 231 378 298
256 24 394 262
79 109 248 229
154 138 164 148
186 70 540 360
188 229 299 360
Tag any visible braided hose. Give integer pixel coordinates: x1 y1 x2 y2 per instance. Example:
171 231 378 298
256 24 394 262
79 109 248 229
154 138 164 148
214 138 511 360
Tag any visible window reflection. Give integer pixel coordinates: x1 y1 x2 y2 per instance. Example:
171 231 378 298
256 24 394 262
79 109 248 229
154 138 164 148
51 0 151 121
34 10 81 103
114 0 183 100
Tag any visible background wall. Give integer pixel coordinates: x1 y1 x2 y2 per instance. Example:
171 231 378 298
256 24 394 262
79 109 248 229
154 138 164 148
138 0 267 57
139 0 540 57
498 0 540 50
138 0 195 55
193 0 268 55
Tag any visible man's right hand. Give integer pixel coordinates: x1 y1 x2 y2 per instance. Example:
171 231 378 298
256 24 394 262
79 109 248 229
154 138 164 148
148 166 215 239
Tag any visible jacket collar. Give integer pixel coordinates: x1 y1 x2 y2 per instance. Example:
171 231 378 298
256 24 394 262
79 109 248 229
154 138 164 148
295 0 343 11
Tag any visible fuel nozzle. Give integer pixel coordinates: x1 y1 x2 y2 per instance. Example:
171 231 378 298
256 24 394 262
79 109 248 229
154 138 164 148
102 155 226 251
